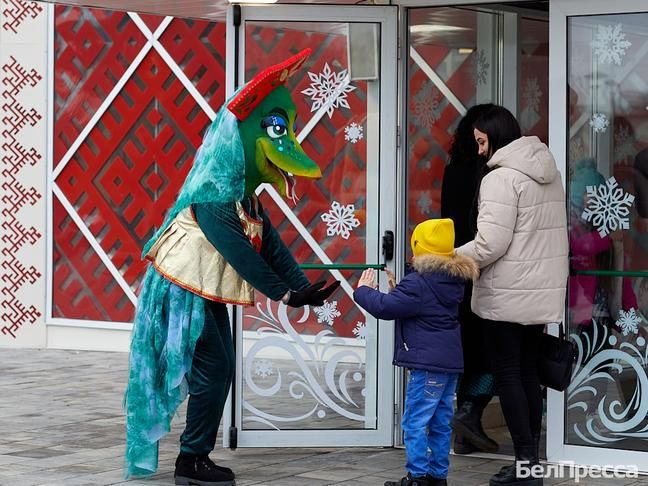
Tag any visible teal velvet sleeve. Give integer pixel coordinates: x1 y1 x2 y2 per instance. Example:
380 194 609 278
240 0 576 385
259 208 310 291
192 202 289 301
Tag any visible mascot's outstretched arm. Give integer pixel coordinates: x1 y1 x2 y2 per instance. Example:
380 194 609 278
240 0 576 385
125 49 339 483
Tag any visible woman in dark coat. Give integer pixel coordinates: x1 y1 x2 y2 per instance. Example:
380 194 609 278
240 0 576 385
441 103 498 454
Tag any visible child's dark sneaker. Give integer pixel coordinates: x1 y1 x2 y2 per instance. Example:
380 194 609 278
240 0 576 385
174 453 235 485
384 473 431 486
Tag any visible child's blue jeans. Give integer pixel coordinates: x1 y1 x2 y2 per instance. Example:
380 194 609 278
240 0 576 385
402 369 458 479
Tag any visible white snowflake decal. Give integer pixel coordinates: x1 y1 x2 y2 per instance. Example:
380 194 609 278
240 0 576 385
344 122 364 144
417 191 432 215
616 308 640 336
522 78 542 113
412 82 441 130
591 23 632 65
314 300 341 326
254 359 274 378
301 63 356 118
590 113 609 134
581 176 635 237
321 201 361 240
473 49 490 85
352 321 368 340
614 125 635 163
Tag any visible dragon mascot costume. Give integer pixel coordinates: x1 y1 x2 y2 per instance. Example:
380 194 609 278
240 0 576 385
124 48 339 486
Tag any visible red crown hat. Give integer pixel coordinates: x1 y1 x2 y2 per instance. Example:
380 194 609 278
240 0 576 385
227 48 312 121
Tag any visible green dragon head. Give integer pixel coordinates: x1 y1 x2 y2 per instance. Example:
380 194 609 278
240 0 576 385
238 85 321 201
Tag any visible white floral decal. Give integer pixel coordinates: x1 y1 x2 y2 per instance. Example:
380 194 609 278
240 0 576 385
321 201 361 240
352 321 368 340
590 113 609 134
417 191 432 215
591 24 632 65
254 359 274 378
314 300 341 327
344 122 364 144
522 77 542 112
581 176 635 237
617 308 641 336
568 319 648 445
473 49 490 85
301 63 356 118
412 82 441 130
520 78 542 132
242 299 366 429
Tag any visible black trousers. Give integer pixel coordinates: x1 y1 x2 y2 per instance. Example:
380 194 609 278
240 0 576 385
180 301 235 455
484 320 544 448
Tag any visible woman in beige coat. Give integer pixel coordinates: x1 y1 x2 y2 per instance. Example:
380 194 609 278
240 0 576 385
455 106 568 486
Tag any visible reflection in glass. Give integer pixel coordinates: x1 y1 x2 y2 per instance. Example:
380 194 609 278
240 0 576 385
566 13 648 451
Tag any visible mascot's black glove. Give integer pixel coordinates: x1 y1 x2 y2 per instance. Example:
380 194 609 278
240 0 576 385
286 280 341 308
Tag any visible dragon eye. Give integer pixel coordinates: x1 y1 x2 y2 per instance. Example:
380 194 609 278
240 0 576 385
261 115 288 139
266 125 287 139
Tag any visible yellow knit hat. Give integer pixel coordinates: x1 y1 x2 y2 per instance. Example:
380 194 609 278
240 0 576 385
411 218 455 257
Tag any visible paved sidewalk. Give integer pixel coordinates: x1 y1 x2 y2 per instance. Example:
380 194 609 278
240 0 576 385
0 348 645 486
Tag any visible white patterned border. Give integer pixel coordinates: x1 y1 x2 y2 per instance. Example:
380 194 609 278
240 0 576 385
0 0 47 346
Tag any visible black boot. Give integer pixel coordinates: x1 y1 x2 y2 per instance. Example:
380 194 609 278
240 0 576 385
453 434 477 454
452 399 499 453
384 473 431 486
174 453 235 486
489 444 543 485
425 475 448 486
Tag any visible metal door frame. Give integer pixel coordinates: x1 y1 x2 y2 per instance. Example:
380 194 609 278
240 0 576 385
223 4 398 448
548 0 648 473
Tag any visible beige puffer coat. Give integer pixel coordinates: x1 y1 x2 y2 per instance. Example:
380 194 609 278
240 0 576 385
456 136 568 325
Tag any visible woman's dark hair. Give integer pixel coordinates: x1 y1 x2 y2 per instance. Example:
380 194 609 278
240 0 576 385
473 105 522 157
447 103 495 166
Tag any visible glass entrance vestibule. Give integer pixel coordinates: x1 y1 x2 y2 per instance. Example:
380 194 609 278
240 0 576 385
22 0 648 474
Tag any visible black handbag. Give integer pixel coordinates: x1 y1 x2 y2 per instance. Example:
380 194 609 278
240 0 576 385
537 324 577 392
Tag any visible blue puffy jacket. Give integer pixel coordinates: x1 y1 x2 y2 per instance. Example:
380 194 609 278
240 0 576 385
353 254 478 373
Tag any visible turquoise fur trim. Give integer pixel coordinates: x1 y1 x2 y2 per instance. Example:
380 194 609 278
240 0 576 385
124 266 206 478
142 104 245 257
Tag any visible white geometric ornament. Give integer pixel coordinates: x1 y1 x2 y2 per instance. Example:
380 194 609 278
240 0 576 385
314 300 341 326
591 23 632 65
581 176 635 237
301 63 356 118
344 122 363 144
616 308 640 336
321 201 361 240
254 359 274 378
590 113 609 134
352 321 368 340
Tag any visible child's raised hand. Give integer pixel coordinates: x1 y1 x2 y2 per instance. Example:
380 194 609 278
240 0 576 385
384 268 396 290
358 268 377 289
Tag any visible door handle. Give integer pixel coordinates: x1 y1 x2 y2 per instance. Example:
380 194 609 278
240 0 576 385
382 230 394 261
299 264 385 270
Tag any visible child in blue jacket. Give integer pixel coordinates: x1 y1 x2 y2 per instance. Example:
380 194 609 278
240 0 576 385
354 218 478 486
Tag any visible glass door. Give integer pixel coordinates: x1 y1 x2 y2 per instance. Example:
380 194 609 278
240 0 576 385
225 5 397 447
549 0 648 472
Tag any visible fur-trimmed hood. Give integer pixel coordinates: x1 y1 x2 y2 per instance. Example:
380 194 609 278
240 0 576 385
411 253 478 281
